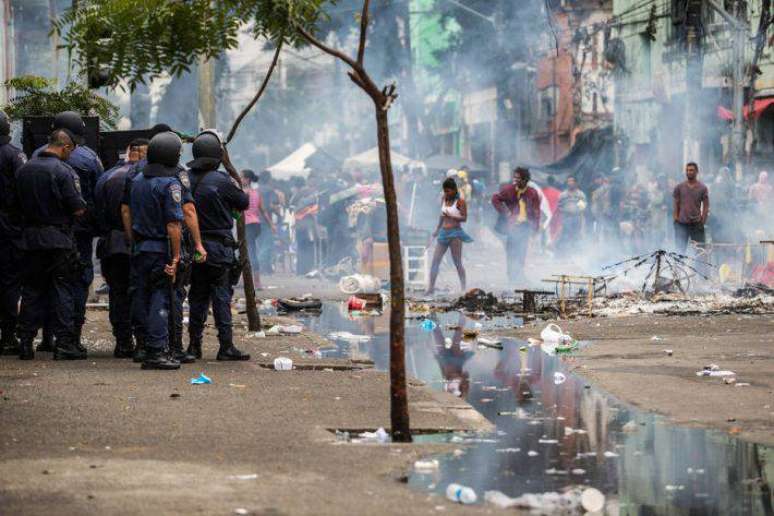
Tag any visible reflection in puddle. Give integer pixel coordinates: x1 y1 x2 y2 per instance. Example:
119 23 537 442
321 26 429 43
300 303 773 514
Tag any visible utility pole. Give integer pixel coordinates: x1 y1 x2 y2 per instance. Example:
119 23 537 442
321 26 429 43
708 0 748 179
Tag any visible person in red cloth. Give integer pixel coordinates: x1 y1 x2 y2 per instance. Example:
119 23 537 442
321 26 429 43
541 175 562 244
491 167 541 284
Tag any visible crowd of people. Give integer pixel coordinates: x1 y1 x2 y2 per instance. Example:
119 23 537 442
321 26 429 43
1 107 771 368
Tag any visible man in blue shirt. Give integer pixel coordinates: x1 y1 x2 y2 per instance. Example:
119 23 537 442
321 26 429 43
126 132 185 370
33 111 104 354
15 129 87 360
186 131 250 361
94 138 148 358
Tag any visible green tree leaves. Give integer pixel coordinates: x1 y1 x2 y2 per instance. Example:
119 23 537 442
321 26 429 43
53 0 332 91
2 76 120 129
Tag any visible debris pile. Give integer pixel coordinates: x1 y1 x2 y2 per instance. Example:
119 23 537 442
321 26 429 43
594 292 774 316
452 289 520 314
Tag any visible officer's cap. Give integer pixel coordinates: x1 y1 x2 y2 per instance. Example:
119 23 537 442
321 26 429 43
52 111 86 144
186 130 223 170
147 131 182 170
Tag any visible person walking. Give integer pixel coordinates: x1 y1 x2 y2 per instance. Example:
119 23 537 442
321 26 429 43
426 178 473 294
673 162 709 253
491 167 541 285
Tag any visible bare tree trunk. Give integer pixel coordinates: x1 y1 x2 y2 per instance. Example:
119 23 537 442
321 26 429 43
295 0 411 442
222 147 261 332
375 106 411 443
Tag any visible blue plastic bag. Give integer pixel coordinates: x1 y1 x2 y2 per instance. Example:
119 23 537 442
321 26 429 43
190 373 212 385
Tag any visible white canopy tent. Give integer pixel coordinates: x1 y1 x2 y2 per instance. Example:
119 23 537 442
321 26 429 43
343 147 420 170
266 143 317 180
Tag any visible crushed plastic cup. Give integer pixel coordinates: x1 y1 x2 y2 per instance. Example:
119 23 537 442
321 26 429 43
190 373 212 385
553 372 566 385
273 357 293 371
420 319 437 331
347 296 367 311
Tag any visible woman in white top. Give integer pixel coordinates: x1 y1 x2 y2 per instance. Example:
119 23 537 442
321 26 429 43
427 178 473 295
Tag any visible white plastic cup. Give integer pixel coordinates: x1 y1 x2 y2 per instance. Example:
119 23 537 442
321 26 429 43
273 357 293 371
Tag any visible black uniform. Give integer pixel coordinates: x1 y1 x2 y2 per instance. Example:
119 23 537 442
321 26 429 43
33 143 103 348
94 159 135 357
0 136 26 352
122 160 196 363
187 167 250 360
15 151 87 360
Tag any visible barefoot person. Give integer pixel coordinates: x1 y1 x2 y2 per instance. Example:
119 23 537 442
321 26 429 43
427 178 472 294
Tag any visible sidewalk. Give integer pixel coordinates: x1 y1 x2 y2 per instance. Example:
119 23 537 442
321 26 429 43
0 310 490 516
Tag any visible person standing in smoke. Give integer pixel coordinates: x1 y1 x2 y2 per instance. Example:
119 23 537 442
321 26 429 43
491 167 541 285
556 176 587 254
426 178 473 295
673 162 709 253
241 169 274 290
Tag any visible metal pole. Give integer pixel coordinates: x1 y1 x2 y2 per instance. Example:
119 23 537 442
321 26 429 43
732 11 746 179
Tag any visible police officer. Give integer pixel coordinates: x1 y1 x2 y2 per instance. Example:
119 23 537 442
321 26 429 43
121 126 204 364
186 131 250 361
15 129 87 360
94 138 149 358
33 111 103 353
127 132 186 370
0 110 26 355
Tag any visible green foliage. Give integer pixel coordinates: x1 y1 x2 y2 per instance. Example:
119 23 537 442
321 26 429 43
2 75 120 128
54 0 333 90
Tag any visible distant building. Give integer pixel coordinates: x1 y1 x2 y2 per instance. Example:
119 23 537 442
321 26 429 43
613 0 774 178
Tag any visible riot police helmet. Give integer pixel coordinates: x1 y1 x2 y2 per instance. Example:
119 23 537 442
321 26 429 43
147 131 182 168
52 111 86 144
186 130 223 170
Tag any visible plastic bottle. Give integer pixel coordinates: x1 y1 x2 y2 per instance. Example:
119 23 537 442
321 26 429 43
446 483 477 504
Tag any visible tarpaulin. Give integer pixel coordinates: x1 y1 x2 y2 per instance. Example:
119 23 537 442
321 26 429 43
717 97 774 121
530 126 615 190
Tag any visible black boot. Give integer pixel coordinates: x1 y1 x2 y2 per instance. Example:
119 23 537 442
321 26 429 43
170 335 195 364
36 332 54 352
18 338 34 360
53 337 87 360
186 337 202 360
217 343 250 361
133 336 146 363
141 350 181 370
74 327 87 353
113 337 135 359
1 331 21 355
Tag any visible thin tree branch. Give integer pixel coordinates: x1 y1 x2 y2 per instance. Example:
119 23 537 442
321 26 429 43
225 39 284 145
296 23 382 98
295 24 359 71
357 0 371 66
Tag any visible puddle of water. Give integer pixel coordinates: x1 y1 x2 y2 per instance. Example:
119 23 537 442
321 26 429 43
298 303 773 514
